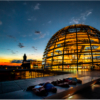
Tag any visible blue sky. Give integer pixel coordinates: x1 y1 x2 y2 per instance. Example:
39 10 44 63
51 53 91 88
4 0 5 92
0 1 100 64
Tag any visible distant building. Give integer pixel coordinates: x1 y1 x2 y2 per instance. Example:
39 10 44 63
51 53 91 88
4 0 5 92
21 54 42 69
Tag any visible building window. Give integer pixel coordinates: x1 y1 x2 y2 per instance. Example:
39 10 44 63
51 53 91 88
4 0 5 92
57 44 61 47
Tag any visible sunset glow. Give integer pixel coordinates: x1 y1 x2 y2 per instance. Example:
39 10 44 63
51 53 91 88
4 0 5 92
0 1 100 66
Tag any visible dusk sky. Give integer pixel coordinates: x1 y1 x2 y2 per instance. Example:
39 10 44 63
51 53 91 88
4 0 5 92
0 1 100 66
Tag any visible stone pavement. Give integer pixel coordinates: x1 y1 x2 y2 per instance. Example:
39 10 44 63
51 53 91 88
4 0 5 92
0 71 100 99
65 84 100 99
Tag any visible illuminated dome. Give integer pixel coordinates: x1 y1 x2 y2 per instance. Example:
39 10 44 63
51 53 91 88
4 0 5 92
42 24 100 71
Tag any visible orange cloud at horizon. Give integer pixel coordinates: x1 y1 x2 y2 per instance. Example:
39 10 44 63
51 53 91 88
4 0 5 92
0 62 21 66
0 58 22 66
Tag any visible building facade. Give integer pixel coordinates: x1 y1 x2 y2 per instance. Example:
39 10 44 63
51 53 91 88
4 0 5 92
42 24 100 71
21 54 42 69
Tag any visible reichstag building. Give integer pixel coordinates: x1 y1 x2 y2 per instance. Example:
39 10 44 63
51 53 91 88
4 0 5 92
42 24 100 71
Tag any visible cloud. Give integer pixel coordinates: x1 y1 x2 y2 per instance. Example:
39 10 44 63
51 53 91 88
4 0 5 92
7 35 17 41
33 37 37 40
70 9 93 24
11 60 22 63
7 35 15 39
34 18 37 21
32 46 37 50
0 21 2 25
39 33 46 38
22 34 32 37
34 3 40 10
27 59 33 61
33 31 48 40
18 43 25 48
7 49 18 54
22 35 27 37
27 19 31 21
35 31 46 38
70 17 80 24
86 11 92 16
11 51 16 54
29 34 32 36
80 9 92 20
39 31 49 38
35 31 41 35
48 21 51 23
27 16 37 21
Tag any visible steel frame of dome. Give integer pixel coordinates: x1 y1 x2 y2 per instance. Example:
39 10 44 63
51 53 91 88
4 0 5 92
42 24 100 71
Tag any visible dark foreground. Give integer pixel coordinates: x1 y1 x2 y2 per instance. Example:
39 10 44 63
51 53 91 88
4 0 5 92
65 84 100 99
0 71 100 99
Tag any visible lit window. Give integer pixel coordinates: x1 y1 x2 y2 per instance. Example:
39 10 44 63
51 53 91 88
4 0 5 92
51 52 53 56
57 44 61 47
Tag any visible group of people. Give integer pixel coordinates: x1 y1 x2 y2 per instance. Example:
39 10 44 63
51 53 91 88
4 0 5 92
32 82 57 96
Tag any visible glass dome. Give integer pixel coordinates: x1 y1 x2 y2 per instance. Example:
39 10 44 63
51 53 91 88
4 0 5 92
42 24 100 71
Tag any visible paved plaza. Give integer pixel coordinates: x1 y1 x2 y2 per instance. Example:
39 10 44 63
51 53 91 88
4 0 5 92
0 71 100 99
